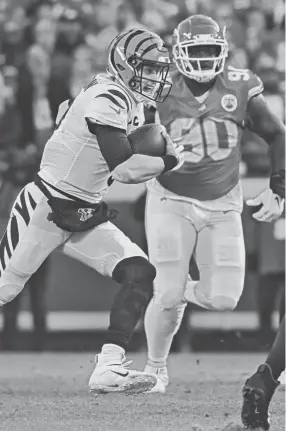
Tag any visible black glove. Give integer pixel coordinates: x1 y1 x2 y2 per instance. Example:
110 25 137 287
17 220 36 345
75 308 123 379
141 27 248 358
270 169 285 198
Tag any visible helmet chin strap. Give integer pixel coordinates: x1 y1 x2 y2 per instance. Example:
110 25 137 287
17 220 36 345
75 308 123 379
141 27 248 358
191 74 216 83
125 77 157 103
109 68 160 103
135 94 149 103
132 85 159 103
110 72 142 103
129 87 153 103
178 65 218 83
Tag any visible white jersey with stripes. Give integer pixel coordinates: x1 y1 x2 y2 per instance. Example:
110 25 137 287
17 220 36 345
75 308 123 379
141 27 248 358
39 73 145 203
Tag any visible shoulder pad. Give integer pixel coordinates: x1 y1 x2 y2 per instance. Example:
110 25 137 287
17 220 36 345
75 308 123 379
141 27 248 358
105 83 133 113
85 82 131 130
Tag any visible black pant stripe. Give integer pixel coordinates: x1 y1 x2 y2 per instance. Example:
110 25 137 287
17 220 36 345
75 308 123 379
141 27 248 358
0 187 38 276
0 229 12 272
28 191 37 210
14 189 31 225
10 214 19 251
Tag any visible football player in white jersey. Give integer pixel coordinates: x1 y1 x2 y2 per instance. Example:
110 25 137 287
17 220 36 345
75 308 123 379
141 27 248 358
142 15 285 393
0 28 182 395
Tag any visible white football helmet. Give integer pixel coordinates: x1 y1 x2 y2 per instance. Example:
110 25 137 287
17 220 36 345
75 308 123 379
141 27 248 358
173 15 229 83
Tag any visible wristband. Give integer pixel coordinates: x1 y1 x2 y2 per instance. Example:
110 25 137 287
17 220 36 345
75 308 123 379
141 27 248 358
270 169 285 198
161 155 177 173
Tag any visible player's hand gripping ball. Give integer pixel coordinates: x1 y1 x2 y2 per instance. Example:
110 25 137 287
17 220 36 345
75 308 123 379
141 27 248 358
128 123 184 171
128 124 167 157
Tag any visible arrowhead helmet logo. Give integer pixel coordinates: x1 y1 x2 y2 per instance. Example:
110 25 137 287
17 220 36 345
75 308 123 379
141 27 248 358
221 94 238 112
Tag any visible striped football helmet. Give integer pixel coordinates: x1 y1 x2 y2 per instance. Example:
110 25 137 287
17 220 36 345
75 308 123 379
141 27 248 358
173 15 228 83
108 28 172 102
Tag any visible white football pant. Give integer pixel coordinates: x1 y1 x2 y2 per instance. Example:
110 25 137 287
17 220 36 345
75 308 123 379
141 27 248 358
0 182 146 305
144 189 245 364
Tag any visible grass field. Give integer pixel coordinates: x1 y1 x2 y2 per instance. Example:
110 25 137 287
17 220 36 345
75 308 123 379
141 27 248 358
0 353 284 431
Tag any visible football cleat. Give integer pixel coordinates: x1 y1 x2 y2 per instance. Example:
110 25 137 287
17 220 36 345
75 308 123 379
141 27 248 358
144 364 169 394
241 363 280 430
88 354 157 395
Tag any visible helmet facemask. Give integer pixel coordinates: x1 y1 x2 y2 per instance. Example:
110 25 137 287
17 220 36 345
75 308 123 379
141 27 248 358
108 29 172 102
128 55 172 102
173 31 228 82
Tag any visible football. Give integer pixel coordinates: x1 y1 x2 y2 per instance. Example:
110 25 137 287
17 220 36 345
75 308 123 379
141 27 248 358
128 124 166 157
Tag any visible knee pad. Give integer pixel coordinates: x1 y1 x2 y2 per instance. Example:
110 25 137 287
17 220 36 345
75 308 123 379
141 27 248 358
195 268 243 311
112 256 156 309
195 291 238 311
210 295 237 311
208 276 243 311
112 256 156 285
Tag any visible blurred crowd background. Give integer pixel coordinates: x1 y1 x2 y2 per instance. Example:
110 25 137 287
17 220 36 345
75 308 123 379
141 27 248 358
0 0 285 351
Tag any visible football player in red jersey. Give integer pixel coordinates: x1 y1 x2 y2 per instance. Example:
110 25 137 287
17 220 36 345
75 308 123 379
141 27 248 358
143 15 285 393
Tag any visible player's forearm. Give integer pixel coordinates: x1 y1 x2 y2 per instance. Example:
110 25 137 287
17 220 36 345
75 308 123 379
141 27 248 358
268 130 285 173
246 94 285 173
111 154 165 184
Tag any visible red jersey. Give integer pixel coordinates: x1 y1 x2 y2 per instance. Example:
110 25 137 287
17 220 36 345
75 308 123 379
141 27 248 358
156 66 264 201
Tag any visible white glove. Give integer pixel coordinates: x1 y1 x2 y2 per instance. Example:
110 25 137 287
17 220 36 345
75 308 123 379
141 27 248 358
171 142 184 171
161 126 184 171
246 188 284 222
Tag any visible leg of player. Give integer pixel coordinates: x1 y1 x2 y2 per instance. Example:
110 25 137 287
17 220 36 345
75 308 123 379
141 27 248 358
184 210 245 312
0 182 69 308
143 191 196 393
88 256 157 395
257 273 280 343
241 315 285 430
61 222 158 395
29 260 50 351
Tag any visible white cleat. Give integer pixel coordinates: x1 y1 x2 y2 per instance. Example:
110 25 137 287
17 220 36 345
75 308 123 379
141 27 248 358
88 354 157 395
144 365 169 394
278 370 286 385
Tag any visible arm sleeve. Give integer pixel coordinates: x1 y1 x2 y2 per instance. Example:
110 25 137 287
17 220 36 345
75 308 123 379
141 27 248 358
246 94 285 140
246 94 285 172
86 120 133 171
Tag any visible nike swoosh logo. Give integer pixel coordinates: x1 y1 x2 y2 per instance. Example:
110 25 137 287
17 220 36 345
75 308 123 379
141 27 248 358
110 105 121 115
111 370 129 377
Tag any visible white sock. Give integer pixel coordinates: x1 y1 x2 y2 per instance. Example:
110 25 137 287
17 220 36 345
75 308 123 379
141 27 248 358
184 278 208 309
100 343 125 363
144 298 186 368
